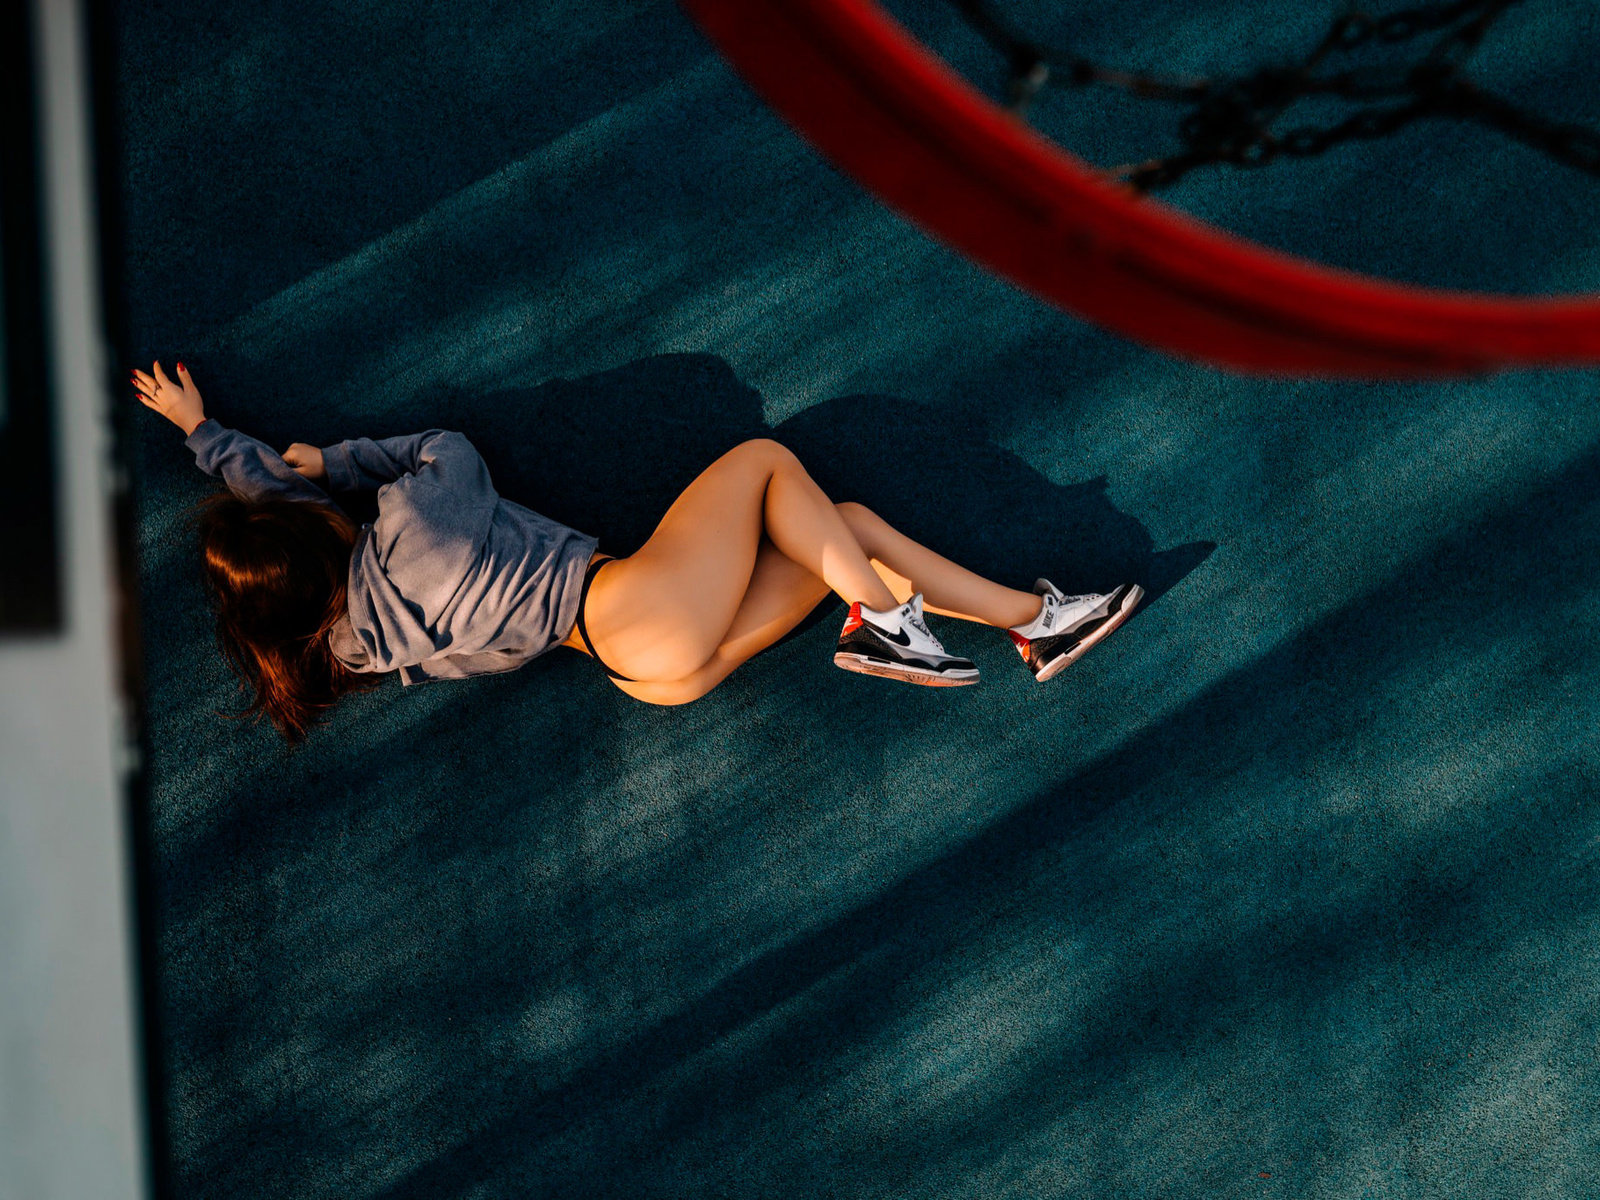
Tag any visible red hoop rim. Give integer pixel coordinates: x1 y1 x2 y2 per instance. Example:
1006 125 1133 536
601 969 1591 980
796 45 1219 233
681 0 1600 376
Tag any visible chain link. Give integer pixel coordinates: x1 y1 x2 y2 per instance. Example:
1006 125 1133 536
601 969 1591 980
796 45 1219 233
943 0 1598 191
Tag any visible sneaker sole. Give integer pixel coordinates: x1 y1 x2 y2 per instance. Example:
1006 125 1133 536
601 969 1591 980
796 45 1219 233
1033 584 1144 683
834 652 979 687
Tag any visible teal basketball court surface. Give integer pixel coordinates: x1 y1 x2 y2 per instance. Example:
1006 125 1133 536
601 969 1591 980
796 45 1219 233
119 2 1600 1195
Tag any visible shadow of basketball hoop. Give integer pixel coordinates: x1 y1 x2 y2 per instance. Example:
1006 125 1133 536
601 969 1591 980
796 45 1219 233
433 353 1212 634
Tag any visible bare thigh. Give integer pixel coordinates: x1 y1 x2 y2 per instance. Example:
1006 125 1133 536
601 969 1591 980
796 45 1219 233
610 537 831 705
591 497 1041 702
580 440 783 682
604 508 974 706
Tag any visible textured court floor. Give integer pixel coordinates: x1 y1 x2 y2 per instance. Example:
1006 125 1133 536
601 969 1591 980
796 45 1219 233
121 2 1600 1196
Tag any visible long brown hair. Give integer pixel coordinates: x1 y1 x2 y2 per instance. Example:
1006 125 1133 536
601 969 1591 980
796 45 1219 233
195 495 376 742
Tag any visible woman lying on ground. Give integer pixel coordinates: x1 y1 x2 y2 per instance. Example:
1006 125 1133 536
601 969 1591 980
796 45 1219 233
134 361 1142 741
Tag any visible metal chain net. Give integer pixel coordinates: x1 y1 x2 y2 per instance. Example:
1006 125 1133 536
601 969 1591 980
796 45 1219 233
944 0 1600 190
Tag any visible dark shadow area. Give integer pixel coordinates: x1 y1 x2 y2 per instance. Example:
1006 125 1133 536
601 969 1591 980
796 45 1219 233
228 349 1208 608
115 0 712 343
779 394 1213 605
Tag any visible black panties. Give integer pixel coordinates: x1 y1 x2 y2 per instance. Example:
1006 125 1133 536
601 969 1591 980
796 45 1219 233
575 556 634 682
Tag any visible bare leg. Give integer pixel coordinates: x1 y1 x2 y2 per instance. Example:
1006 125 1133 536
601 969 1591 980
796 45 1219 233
610 503 1046 706
837 502 1042 628
582 439 899 683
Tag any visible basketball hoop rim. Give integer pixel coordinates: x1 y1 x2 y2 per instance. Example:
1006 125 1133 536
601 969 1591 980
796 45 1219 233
681 0 1600 376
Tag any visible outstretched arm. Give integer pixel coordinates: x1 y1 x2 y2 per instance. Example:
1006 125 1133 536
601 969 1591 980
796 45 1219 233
133 361 335 508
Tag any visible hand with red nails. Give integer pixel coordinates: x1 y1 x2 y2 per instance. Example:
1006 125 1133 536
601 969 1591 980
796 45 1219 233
132 360 207 436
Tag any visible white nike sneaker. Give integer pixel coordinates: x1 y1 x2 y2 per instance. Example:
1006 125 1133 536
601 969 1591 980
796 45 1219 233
1008 579 1143 682
834 593 979 687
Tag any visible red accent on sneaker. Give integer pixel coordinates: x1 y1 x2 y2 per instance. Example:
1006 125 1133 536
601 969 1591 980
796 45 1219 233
840 603 864 637
1008 630 1032 662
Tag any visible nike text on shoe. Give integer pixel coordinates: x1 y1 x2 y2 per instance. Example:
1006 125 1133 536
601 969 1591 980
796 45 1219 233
834 593 979 687
1008 580 1143 682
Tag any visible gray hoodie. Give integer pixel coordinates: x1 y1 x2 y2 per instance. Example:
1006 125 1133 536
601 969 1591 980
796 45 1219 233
186 420 598 684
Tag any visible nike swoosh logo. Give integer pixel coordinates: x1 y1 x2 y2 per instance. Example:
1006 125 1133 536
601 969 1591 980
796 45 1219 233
876 625 913 647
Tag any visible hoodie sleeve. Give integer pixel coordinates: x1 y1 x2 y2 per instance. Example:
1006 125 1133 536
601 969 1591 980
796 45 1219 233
185 419 336 508
321 430 497 506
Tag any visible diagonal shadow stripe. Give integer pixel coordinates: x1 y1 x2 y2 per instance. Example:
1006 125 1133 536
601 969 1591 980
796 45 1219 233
366 429 1600 1199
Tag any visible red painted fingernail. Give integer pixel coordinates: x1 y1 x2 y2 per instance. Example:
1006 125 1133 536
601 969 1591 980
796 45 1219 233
177 361 186 371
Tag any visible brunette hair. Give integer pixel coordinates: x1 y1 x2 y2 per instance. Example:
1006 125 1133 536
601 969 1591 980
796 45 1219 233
195 495 376 742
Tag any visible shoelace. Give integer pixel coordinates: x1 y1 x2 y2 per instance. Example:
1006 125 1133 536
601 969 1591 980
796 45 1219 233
902 605 933 639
